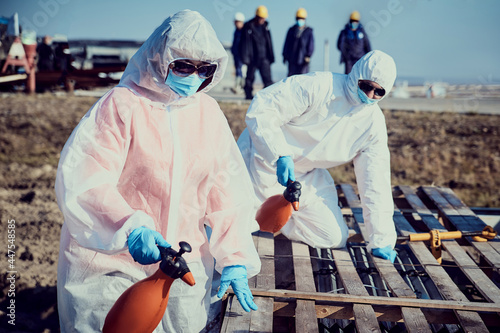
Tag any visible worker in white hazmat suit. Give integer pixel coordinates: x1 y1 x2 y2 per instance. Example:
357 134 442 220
238 50 398 262
56 10 261 332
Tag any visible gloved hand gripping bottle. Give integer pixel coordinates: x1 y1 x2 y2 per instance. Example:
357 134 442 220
256 181 302 234
103 242 195 333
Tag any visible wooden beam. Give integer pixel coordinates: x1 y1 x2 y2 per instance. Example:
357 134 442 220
394 186 490 331
291 241 319 332
339 184 416 298
397 186 500 304
221 231 274 332
250 231 275 332
340 184 430 332
331 247 381 333
420 186 500 272
237 288 500 313
272 301 500 327
0 73 27 83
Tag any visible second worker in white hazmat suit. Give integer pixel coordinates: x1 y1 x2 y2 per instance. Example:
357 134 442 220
56 10 261 332
238 50 398 261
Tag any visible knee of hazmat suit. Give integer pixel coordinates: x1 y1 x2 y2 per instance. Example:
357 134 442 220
238 50 397 251
55 10 260 332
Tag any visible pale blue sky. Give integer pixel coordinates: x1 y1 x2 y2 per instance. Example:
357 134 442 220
2 0 499 83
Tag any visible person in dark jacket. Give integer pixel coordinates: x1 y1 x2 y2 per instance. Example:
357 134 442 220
336 11 371 74
231 12 245 94
37 35 54 71
239 5 274 100
282 8 314 76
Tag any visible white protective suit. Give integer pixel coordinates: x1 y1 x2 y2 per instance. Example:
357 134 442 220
56 10 260 333
238 50 397 250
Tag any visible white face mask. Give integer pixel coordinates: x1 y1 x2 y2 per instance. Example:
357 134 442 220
297 19 305 27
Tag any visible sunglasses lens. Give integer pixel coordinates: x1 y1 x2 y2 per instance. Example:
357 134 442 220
359 81 385 97
171 61 217 79
172 61 196 76
197 64 217 79
375 88 385 97
359 82 369 92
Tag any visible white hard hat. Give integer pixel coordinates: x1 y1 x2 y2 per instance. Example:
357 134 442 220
234 12 245 22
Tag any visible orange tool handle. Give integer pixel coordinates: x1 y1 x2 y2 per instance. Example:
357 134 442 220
408 231 462 242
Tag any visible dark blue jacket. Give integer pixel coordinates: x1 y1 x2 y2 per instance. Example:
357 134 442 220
282 25 314 66
239 18 275 65
231 28 242 60
336 23 371 63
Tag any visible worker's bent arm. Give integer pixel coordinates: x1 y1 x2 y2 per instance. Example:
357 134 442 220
352 114 396 251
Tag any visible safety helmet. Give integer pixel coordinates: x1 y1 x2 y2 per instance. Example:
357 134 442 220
296 8 307 19
256 5 268 19
350 10 360 21
234 12 245 22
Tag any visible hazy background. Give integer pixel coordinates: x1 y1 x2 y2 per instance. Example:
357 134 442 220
1 0 500 84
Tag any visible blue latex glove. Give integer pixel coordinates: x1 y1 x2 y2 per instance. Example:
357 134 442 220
372 246 397 263
276 156 295 186
128 226 171 265
216 265 258 312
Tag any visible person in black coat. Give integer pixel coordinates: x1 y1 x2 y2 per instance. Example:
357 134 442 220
37 35 55 71
282 8 314 76
336 11 371 74
231 12 245 94
239 5 275 100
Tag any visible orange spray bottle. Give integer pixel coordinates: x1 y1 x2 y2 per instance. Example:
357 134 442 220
256 181 302 234
103 241 195 333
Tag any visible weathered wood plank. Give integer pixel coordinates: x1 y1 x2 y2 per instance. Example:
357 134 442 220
275 301 500 326
339 184 431 332
443 242 500 303
397 186 500 304
399 307 433 333
291 241 319 333
393 196 489 331
250 231 275 332
332 247 381 333
220 296 251 333
250 288 500 312
437 187 500 269
420 186 483 232
438 187 500 238
222 231 274 332
420 186 500 271
339 184 415 298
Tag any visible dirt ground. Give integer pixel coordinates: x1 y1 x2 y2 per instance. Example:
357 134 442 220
0 93 499 332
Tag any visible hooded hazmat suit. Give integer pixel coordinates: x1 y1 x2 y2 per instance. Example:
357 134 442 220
238 50 397 251
56 10 260 332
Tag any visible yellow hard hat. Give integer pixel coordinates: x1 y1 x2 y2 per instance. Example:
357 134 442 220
296 8 307 19
256 5 268 19
350 10 360 21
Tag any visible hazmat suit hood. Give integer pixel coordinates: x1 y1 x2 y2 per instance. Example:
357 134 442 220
119 10 228 104
345 50 397 105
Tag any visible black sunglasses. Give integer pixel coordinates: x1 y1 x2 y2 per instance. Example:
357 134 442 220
358 80 385 97
169 60 217 79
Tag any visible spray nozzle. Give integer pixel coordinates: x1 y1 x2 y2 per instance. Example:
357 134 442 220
283 181 301 211
176 241 191 257
159 241 195 286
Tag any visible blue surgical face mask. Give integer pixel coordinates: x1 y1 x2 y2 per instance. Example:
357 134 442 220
350 22 360 30
358 87 378 105
297 19 305 27
165 69 205 97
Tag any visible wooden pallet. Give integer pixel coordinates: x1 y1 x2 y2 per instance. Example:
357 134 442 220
219 185 500 332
